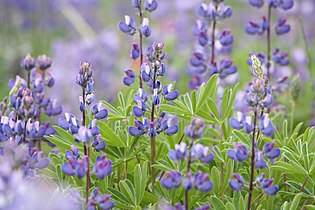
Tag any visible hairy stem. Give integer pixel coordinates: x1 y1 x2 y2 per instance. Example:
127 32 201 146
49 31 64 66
210 8 217 65
247 110 258 210
124 161 128 179
266 5 272 79
299 176 309 193
184 140 193 210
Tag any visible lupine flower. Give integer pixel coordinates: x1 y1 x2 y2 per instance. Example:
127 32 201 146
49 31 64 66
168 142 188 161
144 0 158 12
192 20 209 46
191 144 214 163
22 147 49 176
156 113 178 136
259 114 274 136
248 0 264 8
184 172 193 190
197 3 216 20
245 17 268 35
37 54 52 70
275 18 290 35
123 69 135 86
192 171 213 192
92 135 105 152
229 173 244 191
263 142 280 159
130 43 140 60
269 0 294 10
140 18 151 37
92 103 108 120
184 118 205 139
87 188 114 210
255 151 267 169
132 98 147 117
229 111 245 129
20 54 35 71
195 205 210 210
118 15 137 36
255 173 279 195
93 154 112 180
44 99 62 116
161 171 183 190
162 84 179 101
132 0 141 9
65 145 80 159
272 48 290 66
62 155 88 179
58 113 80 134
88 119 100 136
244 116 254 134
77 126 92 143
227 143 248 162
246 52 266 66
26 120 46 140
218 30 234 46
128 119 149 136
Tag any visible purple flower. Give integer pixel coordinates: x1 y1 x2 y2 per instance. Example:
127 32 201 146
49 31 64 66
259 114 274 137
87 188 114 210
144 0 158 12
255 173 279 195
168 142 188 161
161 171 183 190
275 18 290 35
123 69 135 86
128 119 149 136
248 0 264 8
20 54 35 71
93 154 112 180
229 112 245 129
218 30 234 46
92 103 108 120
184 118 205 139
118 16 137 36
77 126 92 143
44 99 62 116
58 113 80 134
132 99 146 117
190 51 205 67
92 135 105 152
272 48 290 66
197 3 216 20
140 18 151 37
37 54 52 70
217 3 232 19
131 0 141 9
26 120 46 140
255 151 267 169
263 142 280 159
130 43 140 60
191 144 214 163
229 173 244 191
244 116 254 133
140 63 153 82
192 171 213 192
227 143 248 162
62 155 88 179
162 84 178 101
245 17 268 35
195 205 210 210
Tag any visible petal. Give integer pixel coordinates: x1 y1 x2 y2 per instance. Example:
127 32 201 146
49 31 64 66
62 163 75 176
128 127 143 136
165 90 179 101
229 180 242 191
164 125 178 136
229 118 243 129
266 148 280 159
263 185 278 195
95 109 108 120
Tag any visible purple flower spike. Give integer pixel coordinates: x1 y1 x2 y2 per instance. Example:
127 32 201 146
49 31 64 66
184 118 205 139
161 171 183 190
128 119 148 136
275 18 290 35
263 142 280 159
118 16 137 36
20 54 35 71
140 18 151 37
244 116 254 134
141 63 152 82
197 3 216 20
229 112 245 130
144 0 158 12
123 69 135 86
248 0 264 8
92 135 105 152
130 44 140 60
93 154 112 180
87 188 114 210
190 52 205 67
256 173 279 195
163 84 178 101
229 173 244 191
245 17 268 35
259 114 274 137
92 103 108 120
280 0 294 10
168 142 188 161
184 173 193 191
255 151 267 169
227 143 248 162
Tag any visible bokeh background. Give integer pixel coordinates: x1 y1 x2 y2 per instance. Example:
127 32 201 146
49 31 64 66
0 0 314 124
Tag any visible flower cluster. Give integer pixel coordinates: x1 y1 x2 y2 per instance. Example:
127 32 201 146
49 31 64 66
119 0 158 86
228 55 280 198
161 118 213 209
189 0 237 89
87 188 114 210
128 42 179 137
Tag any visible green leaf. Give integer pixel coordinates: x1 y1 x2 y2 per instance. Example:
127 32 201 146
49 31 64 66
210 196 226 209
107 188 134 208
140 191 159 206
196 74 218 112
160 104 191 119
210 166 220 195
97 121 126 147
134 161 148 205
53 126 75 144
226 202 236 210
207 99 221 122
305 205 315 210
119 180 135 205
289 193 302 210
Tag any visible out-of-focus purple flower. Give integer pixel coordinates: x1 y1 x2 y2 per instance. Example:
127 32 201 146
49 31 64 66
191 144 214 163
92 103 108 120
77 126 92 143
192 171 213 192
144 0 158 12
229 173 244 191
168 142 188 161
44 99 62 116
195 205 210 210
123 69 135 86
184 118 205 139
93 154 112 180
87 187 114 210
246 52 266 66
132 0 141 9
259 114 274 137
227 143 248 162
161 171 183 190
26 120 46 140
37 54 52 70
62 155 88 179
263 141 280 159
92 135 105 152
275 18 290 35
20 54 35 71
255 173 279 195
272 48 290 66
217 3 232 19
245 17 268 35
248 0 264 8
197 3 216 20
118 15 137 36
218 30 234 46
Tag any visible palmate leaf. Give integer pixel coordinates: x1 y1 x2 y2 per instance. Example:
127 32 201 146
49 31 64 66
196 74 218 112
97 121 126 147
210 196 226 209
134 161 148 206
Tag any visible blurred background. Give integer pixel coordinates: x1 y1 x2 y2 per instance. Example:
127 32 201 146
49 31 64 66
0 0 314 124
